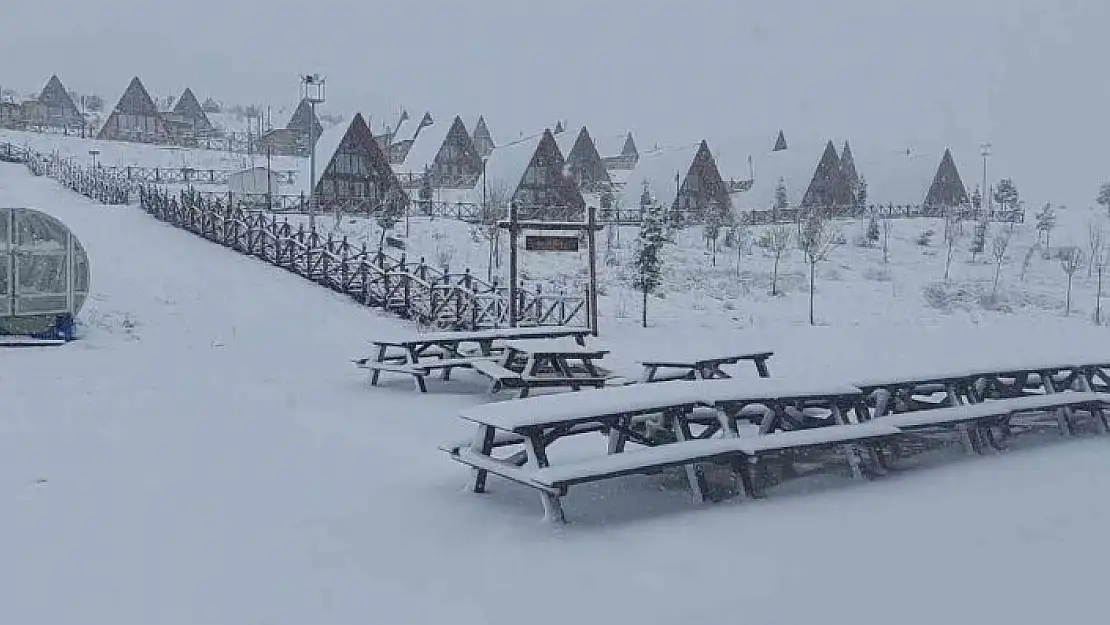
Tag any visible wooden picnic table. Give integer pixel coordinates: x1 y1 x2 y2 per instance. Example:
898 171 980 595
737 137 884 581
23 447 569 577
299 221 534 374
355 326 593 392
479 338 611 397
446 378 891 521
639 349 774 382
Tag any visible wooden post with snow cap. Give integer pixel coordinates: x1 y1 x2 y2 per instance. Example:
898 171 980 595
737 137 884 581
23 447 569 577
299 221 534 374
508 202 519 327
587 203 599 336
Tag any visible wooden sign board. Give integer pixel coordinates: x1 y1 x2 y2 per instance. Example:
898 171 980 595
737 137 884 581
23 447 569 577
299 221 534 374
525 234 579 252
385 236 406 250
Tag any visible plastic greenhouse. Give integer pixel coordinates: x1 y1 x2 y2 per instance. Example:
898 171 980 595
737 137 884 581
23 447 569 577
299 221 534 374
0 207 89 341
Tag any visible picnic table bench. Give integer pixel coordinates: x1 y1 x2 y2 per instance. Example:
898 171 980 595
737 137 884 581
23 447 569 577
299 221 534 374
445 379 897 521
356 326 593 392
639 349 774 382
473 338 612 397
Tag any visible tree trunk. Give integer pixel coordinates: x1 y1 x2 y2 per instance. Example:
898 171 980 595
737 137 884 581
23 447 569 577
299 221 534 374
1097 266 1103 324
808 262 816 325
993 262 1002 297
641 287 648 328
771 255 780 296
1066 274 1073 315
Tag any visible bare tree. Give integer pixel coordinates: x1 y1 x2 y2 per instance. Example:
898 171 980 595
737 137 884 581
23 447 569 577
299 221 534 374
991 232 1011 299
1087 218 1105 278
943 210 963 282
731 214 751 277
796 210 841 325
1095 241 1108 324
764 224 792 296
1060 247 1084 315
880 212 893 263
472 179 510 280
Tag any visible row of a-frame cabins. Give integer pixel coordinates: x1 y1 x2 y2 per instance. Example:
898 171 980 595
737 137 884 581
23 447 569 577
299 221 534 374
2 74 979 222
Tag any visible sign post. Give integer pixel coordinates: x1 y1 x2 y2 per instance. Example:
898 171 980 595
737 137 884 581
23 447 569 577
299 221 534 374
499 203 602 335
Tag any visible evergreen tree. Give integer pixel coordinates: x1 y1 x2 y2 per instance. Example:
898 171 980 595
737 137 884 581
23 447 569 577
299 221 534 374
866 215 880 246
1035 203 1057 249
1097 183 1110 217
634 200 669 327
774 177 788 211
994 178 1020 213
855 174 868 212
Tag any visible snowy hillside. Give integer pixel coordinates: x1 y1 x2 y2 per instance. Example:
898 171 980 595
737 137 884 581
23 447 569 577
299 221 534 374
4 156 1110 623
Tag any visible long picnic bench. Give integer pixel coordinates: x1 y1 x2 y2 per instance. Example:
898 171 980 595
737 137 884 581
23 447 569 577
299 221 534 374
639 349 774 382
357 327 594 392
445 379 898 521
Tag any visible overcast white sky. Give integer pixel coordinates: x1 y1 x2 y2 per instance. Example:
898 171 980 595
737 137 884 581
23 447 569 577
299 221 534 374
1 0 1105 207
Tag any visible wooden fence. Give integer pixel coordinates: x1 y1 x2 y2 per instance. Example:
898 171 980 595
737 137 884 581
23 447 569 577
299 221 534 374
137 187 588 330
103 166 298 186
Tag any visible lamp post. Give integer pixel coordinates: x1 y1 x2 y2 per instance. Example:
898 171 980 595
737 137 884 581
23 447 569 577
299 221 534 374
88 149 99 169
980 142 992 213
300 74 326 232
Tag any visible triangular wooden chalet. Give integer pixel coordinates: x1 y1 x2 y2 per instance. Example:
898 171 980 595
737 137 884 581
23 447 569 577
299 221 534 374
471 116 495 158
620 140 730 220
395 115 483 189
36 75 82 128
97 77 170 143
301 113 408 214
171 88 214 133
600 132 639 170
556 126 612 193
840 140 859 196
480 129 585 221
923 148 970 209
801 140 853 211
773 130 788 152
286 98 323 141
389 111 433 164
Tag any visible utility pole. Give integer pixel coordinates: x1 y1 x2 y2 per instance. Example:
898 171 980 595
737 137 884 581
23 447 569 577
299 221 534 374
301 74 326 232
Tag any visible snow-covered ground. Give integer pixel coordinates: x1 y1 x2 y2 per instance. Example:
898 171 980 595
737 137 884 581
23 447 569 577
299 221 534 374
5 156 1110 624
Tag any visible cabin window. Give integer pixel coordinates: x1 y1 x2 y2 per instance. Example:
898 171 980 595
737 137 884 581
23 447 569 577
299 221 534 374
337 180 350 196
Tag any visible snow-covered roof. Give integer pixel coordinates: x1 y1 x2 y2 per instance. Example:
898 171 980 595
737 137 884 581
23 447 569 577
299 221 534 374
394 117 454 175
295 117 350 192
407 186 482 205
479 131 544 193
617 143 699 209
594 132 633 157
721 134 831 211
857 145 944 207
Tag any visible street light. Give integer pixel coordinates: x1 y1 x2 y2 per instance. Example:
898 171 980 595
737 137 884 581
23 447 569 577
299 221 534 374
300 73 326 232
980 142 992 213
88 149 99 169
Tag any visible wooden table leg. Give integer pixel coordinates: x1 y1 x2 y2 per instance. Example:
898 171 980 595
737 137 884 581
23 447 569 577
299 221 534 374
523 433 565 522
673 413 709 503
1041 371 1074 436
470 425 496 493
640 365 657 383
406 346 427 393
370 344 387 386
755 357 771 378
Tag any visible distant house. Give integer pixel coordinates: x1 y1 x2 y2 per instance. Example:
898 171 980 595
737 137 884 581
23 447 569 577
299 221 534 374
619 140 730 220
34 75 82 129
801 141 854 211
97 77 170 143
169 88 215 135
393 115 483 189
470 116 495 158
480 128 584 221
0 100 24 129
258 98 324 157
556 126 612 193
301 113 408 214
599 132 639 170
228 166 282 196
388 111 433 164
923 148 970 210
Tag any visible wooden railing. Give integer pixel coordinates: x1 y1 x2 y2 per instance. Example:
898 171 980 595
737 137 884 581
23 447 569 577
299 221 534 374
103 166 298 186
137 187 588 330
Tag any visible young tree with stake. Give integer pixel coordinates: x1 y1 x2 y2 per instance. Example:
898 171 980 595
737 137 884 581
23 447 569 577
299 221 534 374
991 232 1011 301
1094 240 1108 325
765 224 792 296
796 210 841 325
1097 183 1110 217
881 210 893 263
970 211 988 262
1087 218 1104 279
634 200 669 327
943 209 963 282
1060 247 1084 316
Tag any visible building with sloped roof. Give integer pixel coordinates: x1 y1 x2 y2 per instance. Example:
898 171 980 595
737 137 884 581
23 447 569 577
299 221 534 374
394 115 483 190
924 148 970 210
480 129 584 221
555 126 612 194
299 113 408 215
34 75 82 129
97 77 170 143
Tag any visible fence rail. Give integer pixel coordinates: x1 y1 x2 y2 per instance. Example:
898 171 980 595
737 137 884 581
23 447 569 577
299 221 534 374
103 166 298 186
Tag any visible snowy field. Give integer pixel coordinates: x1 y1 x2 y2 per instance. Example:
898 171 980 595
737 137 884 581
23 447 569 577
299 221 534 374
4 160 1110 624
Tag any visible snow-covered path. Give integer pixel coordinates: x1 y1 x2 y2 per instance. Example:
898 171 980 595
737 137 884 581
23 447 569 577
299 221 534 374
3 162 1110 624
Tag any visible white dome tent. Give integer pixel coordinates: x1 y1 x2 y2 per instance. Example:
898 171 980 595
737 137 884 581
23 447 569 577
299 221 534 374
0 207 89 343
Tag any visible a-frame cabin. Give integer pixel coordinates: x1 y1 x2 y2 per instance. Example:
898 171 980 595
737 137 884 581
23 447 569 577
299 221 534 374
601 132 639 170
675 140 731 219
97 77 170 143
481 129 585 221
171 88 214 134
801 141 854 212
35 75 82 129
557 126 612 193
619 140 730 220
471 116 495 158
923 148 970 209
303 113 409 214
286 98 323 142
396 115 483 189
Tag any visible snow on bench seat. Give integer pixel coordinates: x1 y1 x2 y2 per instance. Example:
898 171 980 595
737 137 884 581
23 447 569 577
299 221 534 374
532 438 745 488
355 361 428 376
459 380 712 432
880 392 1110 429
470 360 523 383
695 378 862 404
377 326 592 346
731 421 903 453
853 361 1085 390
